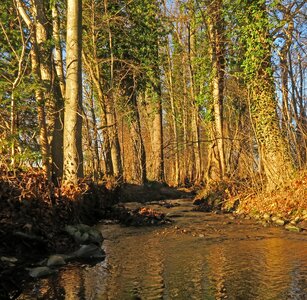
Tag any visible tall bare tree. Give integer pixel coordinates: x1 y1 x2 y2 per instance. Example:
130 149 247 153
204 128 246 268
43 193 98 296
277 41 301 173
63 0 83 185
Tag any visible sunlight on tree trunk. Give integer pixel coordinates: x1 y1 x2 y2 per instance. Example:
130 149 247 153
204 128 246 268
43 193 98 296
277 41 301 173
63 0 83 185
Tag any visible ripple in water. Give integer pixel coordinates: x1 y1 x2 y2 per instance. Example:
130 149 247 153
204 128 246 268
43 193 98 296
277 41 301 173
18 213 307 300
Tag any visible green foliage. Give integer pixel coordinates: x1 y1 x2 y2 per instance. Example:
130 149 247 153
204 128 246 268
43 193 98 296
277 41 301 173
231 0 274 81
0 0 41 169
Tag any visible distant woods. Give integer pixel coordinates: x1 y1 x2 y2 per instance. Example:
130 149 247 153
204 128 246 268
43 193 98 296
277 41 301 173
0 0 306 190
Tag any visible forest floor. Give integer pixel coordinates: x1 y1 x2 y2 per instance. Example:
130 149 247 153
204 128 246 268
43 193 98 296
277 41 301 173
0 169 306 299
194 170 307 231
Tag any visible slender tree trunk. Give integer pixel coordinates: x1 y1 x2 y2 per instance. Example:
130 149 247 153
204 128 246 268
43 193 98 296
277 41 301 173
16 0 51 178
36 0 64 182
89 91 101 179
83 53 114 176
52 0 66 182
63 0 83 185
151 83 164 182
50 81 64 182
104 0 123 178
188 23 201 183
10 93 16 171
105 96 122 177
166 42 180 185
297 54 307 166
288 51 307 167
181 54 189 184
52 3 65 98
126 80 147 184
208 0 226 179
31 41 51 179
98 95 113 177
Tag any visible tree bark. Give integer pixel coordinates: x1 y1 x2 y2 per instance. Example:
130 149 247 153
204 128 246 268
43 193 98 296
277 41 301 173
208 0 226 179
150 83 164 182
63 0 83 185
188 20 201 183
126 79 147 184
166 41 179 185
104 0 123 178
16 0 51 178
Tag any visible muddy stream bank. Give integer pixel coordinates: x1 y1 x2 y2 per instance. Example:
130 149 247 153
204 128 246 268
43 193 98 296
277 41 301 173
18 198 307 299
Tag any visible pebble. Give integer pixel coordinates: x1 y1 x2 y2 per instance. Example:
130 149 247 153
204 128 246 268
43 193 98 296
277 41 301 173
47 255 66 267
29 266 55 278
1 256 18 263
72 244 106 259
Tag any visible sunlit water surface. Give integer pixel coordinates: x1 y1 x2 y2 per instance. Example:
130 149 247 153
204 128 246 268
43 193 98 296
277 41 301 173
18 199 307 299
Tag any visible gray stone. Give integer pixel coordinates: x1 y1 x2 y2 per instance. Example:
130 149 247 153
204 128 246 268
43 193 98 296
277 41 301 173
285 224 301 232
1 256 18 263
47 255 66 267
74 230 82 243
77 224 91 232
72 244 106 259
66 224 103 245
80 232 89 243
14 231 45 243
65 225 78 236
88 228 103 245
29 266 55 278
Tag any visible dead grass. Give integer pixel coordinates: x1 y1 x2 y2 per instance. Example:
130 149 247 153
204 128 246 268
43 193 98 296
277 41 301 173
225 170 307 219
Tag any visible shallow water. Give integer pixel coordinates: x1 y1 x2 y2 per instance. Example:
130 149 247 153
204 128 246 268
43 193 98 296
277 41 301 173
18 199 307 299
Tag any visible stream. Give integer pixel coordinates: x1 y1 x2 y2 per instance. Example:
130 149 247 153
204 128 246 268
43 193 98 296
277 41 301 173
18 199 307 299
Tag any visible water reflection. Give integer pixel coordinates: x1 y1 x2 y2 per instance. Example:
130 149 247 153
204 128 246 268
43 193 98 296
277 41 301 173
18 214 307 300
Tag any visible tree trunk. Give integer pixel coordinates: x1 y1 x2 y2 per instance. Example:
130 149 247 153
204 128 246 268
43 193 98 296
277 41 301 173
16 0 51 179
51 0 65 180
104 0 123 178
10 92 16 171
247 3 294 189
105 96 122 177
166 42 179 185
188 21 201 183
52 3 65 98
63 0 83 185
150 83 164 182
208 0 226 179
89 90 101 179
126 81 147 184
